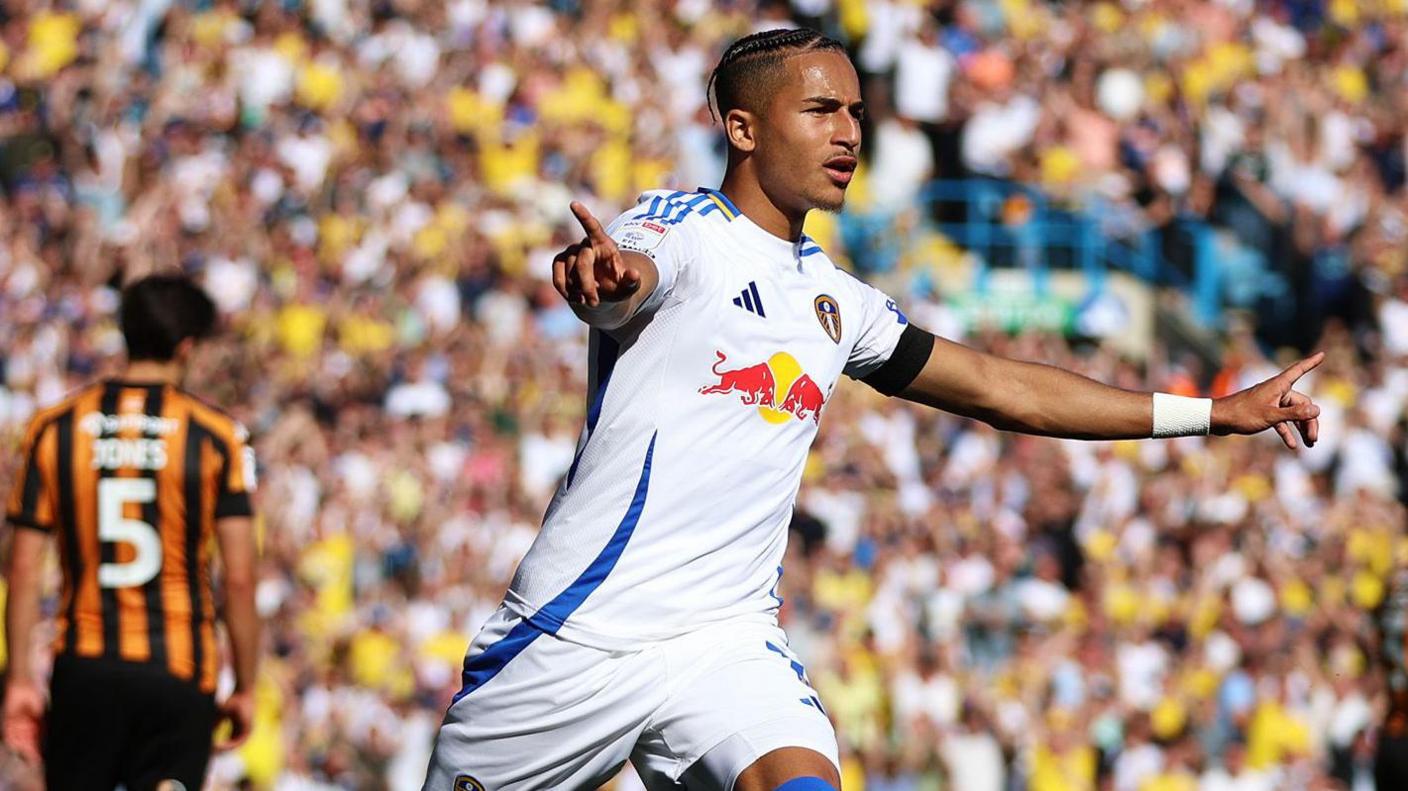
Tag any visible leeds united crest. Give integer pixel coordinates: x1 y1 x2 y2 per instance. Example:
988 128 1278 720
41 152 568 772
814 294 841 344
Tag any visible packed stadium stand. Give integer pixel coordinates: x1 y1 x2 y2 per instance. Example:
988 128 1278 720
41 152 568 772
1 0 1407 788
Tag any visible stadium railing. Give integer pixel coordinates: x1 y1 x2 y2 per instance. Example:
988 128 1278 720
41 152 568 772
840 179 1289 330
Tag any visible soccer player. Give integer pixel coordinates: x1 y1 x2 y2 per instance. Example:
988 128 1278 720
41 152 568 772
425 29 1322 791
3 274 260 790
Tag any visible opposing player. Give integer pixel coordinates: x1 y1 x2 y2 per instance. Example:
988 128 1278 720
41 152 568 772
425 28 1322 791
3 274 260 789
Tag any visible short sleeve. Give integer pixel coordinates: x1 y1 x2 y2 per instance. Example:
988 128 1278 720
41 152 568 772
214 421 256 519
843 276 911 379
605 200 701 315
6 417 55 532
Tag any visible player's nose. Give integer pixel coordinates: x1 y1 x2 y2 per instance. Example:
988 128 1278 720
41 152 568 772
833 110 861 151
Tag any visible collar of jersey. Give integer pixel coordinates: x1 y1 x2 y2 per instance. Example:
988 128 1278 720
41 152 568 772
696 187 740 220
696 187 818 262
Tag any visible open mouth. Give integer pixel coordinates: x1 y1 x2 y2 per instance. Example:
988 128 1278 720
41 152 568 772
823 156 856 186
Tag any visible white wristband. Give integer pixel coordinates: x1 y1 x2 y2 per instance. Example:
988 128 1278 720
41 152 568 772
1152 393 1212 438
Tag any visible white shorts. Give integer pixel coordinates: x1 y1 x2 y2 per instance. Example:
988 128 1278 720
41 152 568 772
423 607 838 791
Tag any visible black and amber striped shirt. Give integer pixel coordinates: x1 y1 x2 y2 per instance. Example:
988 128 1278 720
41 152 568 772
5 380 255 694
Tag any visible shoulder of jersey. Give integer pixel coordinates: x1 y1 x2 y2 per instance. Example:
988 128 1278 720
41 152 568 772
627 188 739 232
23 385 92 435
34 379 113 423
800 234 834 262
799 234 849 276
178 388 249 441
810 250 884 310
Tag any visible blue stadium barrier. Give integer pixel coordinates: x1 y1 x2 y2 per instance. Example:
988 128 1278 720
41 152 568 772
841 179 1276 330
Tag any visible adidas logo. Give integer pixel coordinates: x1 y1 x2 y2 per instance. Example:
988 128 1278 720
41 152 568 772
732 281 766 317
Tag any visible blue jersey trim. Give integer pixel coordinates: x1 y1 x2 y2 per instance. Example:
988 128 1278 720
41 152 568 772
452 433 657 704
655 190 688 219
451 618 544 704
766 640 808 684
699 187 741 217
774 778 838 791
586 333 619 433
765 640 826 715
566 332 620 488
663 193 710 225
634 192 709 225
530 431 656 633
696 187 739 220
635 195 663 221
636 191 688 222
799 246 823 257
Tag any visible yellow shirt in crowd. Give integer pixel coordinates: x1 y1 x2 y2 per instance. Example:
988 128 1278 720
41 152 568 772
1029 743 1097 791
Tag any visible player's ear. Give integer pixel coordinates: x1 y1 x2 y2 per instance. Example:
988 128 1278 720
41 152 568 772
173 337 197 366
724 108 757 154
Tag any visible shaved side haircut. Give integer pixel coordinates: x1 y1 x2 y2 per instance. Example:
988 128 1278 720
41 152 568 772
707 28 846 122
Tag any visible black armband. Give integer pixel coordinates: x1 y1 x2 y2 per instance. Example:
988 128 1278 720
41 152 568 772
861 324 935 396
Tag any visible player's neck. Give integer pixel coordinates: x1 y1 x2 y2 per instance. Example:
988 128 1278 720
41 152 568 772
120 359 183 386
717 174 805 242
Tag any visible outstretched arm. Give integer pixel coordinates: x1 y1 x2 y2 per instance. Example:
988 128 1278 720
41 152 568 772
897 336 1322 447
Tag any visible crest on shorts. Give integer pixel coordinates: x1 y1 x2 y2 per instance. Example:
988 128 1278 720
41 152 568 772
454 776 486 791
814 294 842 344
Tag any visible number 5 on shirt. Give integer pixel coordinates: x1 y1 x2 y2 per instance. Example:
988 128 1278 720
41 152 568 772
97 478 162 589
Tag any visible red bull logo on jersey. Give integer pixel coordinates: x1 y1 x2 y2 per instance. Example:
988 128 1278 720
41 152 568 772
699 350 828 424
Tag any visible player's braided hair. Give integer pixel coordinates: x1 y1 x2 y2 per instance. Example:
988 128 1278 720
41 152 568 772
707 28 846 123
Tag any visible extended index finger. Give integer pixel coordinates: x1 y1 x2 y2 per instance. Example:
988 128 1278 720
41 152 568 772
1277 351 1325 387
570 201 612 245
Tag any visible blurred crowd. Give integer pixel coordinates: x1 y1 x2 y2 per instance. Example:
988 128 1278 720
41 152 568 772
3 0 1408 790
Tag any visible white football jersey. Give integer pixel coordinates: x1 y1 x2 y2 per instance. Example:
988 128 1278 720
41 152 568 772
503 188 910 649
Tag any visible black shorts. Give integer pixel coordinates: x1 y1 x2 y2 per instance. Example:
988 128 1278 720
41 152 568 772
1380 729 1408 790
1379 704 1408 788
44 655 217 791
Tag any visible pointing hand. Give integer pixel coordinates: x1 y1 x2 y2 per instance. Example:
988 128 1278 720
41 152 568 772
1212 352 1324 449
552 202 643 308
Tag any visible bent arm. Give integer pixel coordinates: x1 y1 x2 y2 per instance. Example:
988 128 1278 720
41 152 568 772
569 250 660 329
214 516 259 692
898 337 1153 440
